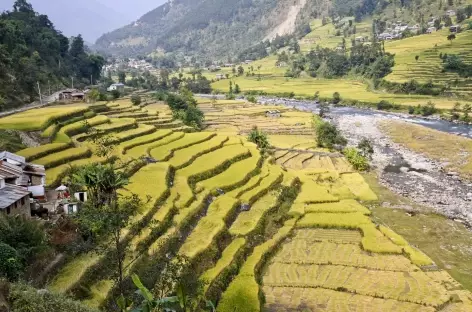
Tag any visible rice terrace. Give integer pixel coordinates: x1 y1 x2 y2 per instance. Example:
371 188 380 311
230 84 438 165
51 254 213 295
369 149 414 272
0 93 471 311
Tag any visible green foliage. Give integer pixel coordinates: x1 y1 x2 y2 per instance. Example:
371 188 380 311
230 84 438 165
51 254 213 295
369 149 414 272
9 283 99 312
376 100 397 111
0 216 48 281
408 102 437 116
0 130 25 152
87 89 100 103
184 106 205 130
332 92 341 105
0 2 105 109
118 71 126 84
343 147 370 171
442 54 472 78
0 243 23 281
318 102 330 117
111 89 121 100
314 118 347 149
357 138 374 159
131 94 142 106
246 95 257 103
247 126 270 149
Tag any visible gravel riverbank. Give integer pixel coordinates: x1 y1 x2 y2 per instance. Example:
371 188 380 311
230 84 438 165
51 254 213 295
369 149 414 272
334 114 472 225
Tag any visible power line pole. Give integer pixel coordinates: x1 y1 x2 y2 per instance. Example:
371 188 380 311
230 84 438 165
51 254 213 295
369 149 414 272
71 77 74 89
48 80 51 96
90 74 93 85
37 81 43 105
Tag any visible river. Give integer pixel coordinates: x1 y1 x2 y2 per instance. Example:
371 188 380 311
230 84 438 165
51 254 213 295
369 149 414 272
257 97 472 138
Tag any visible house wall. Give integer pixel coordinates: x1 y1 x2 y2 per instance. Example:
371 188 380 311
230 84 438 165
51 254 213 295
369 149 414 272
4 195 30 216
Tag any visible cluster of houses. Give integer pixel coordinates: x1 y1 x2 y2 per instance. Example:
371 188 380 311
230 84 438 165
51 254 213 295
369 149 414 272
377 21 420 41
0 151 45 216
0 151 88 218
103 58 154 74
377 10 460 41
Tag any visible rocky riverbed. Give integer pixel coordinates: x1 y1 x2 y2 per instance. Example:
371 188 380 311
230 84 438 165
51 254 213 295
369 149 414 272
334 114 472 226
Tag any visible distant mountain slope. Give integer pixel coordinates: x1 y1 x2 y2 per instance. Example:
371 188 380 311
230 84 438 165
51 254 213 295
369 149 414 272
94 0 322 59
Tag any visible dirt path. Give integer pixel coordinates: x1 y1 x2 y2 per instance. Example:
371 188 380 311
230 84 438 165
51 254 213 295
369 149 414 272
334 114 472 225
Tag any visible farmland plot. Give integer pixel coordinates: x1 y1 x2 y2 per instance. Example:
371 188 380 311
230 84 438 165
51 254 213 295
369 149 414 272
6 98 467 312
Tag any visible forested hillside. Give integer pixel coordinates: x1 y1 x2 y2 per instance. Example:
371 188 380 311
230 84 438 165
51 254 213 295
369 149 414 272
95 0 321 59
0 0 106 110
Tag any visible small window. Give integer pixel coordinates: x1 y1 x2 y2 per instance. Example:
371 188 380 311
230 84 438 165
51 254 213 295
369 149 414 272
6 206 10 215
21 197 25 205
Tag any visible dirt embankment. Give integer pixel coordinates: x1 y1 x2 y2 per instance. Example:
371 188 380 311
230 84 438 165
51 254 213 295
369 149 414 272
335 114 472 225
264 0 307 41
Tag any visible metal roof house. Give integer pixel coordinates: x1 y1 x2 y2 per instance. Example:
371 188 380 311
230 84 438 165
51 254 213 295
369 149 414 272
0 151 46 201
107 83 125 92
0 175 31 216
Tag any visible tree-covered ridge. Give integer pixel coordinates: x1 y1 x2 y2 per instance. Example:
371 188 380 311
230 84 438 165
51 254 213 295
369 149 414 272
0 0 106 110
95 0 318 59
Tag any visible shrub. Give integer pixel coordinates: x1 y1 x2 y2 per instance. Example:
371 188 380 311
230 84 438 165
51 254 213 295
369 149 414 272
246 95 257 103
343 147 370 171
131 94 142 106
332 92 341 104
357 138 374 159
247 126 270 149
184 106 204 130
9 283 99 312
0 243 23 280
377 100 393 110
315 119 347 149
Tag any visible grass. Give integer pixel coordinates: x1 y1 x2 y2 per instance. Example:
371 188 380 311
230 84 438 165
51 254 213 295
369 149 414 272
179 196 238 259
168 135 227 167
200 237 246 293
274 240 416 271
108 124 155 145
195 147 261 193
379 120 472 180
0 105 88 131
294 176 339 204
54 115 109 144
217 219 296 312
297 212 403 254
34 146 91 169
17 143 69 162
340 173 378 201
229 191 278 237
149 132 214 161
303 199 372 215
178 144 250 179
263 262 450 307
118 130 173 154
127 132 185 158
48 253 101 293
268 134 316 149
263 286 436 312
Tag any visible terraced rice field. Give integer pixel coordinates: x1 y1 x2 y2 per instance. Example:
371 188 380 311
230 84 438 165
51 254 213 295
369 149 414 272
385 28 472 96
7 97 471 311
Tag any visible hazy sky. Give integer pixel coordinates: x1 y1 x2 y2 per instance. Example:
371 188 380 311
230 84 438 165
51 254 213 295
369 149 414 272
0 0 167 42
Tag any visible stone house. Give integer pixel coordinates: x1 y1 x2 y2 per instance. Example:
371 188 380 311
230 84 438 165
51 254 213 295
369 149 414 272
0 151 46 201
0 175 31 216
